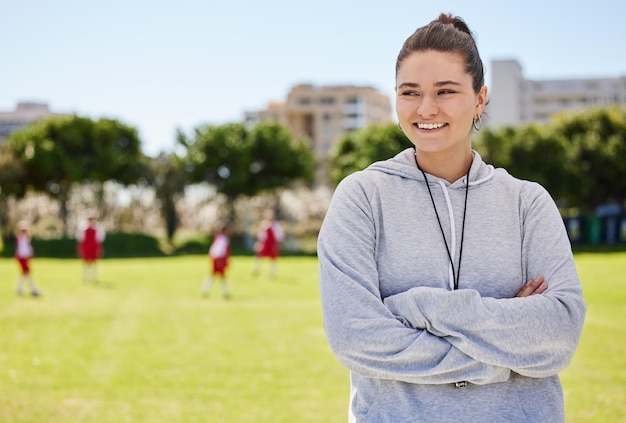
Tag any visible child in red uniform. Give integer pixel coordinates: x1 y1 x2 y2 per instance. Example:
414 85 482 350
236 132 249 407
76 212 105 283
252 209 284 278
202 224 231 298
14 221 40 297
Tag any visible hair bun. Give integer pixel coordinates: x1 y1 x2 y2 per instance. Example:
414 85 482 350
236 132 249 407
438 13 472 37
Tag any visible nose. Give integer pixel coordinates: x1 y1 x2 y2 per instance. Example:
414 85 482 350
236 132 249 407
417 95 438 118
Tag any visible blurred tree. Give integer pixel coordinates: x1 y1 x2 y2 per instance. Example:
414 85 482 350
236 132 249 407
0 142 27 245
150 152 187 241
551 107 626 210
474 106 626 211
247 121 315 192
179 123 251 200
329 123 412 186
179 121 314 220
473 126 517 168
475 124 571 199
6 115 145 235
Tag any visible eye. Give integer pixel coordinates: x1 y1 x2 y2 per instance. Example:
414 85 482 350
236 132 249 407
400 90 420 97
438 89 456 95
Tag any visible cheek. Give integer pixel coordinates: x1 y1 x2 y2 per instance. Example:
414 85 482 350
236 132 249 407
395 99 413 118
451 101 476 121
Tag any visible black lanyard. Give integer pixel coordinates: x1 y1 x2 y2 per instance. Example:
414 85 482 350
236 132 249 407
417 162 471 290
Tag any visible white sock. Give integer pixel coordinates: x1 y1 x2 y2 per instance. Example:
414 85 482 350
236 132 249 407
220 280 229 297
26 276 39 294
92 266 98 282
16 276 24 294
202 277 213 295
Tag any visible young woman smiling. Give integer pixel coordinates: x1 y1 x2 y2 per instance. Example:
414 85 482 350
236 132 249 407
396 49 487 182
318 13 586 423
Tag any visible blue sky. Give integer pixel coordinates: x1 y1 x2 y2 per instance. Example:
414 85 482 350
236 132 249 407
2 0 625 156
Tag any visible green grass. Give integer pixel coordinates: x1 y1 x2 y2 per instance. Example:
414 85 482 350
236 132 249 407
0 253 624 422
0 256 346 423
560 252 626 422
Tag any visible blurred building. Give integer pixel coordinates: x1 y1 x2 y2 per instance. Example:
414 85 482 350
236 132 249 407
0 102 61 142
487 59 626 128
244 84 393 181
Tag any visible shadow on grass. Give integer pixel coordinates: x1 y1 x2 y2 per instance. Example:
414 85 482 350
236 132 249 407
572 244 626 255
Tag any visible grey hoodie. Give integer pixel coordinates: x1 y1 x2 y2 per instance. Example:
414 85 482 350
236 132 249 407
318 148 586 423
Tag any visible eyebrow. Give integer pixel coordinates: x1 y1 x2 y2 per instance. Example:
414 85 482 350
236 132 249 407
397 80 462 89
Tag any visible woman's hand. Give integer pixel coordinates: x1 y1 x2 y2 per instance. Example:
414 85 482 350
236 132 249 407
515 275 547 297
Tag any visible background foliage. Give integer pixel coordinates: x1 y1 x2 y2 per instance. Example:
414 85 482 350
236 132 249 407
179 121 315 200
1 106 625 247
475 106 626 211
329 106 626 213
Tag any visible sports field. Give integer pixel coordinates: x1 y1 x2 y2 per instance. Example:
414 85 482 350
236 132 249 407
1 253 624 422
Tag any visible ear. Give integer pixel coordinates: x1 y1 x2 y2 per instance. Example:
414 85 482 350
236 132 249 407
475 85 488 116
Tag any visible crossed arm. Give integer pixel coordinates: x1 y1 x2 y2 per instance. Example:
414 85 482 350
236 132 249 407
319 177 585 386
516 275 547 297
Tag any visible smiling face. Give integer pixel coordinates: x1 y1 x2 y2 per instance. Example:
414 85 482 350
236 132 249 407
396 49 487 163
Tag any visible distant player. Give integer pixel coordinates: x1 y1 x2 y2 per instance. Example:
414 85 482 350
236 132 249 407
76 212 105 283
252 209 284 278
14 221 41 297
202 224 231 298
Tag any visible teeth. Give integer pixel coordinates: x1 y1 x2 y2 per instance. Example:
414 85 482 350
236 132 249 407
417 122 445 129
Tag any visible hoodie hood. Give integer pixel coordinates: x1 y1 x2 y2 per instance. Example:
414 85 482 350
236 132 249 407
366 148 495 189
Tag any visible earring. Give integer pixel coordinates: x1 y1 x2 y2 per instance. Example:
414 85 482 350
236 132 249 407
472 115 482 131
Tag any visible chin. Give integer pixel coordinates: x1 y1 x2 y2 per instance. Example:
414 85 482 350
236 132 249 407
414 141 446 153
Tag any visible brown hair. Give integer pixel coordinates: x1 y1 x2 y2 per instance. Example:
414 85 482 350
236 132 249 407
396 13 485 94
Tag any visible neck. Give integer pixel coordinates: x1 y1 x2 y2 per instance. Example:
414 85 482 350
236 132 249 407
415 150 473 183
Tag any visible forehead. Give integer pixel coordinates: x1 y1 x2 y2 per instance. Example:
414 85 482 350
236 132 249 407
396 50 469 82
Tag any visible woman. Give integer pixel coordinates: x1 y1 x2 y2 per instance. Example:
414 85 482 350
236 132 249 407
318 13 586 422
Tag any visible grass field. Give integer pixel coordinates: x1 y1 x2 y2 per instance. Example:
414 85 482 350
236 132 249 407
560 252 626 422
0 253 625 422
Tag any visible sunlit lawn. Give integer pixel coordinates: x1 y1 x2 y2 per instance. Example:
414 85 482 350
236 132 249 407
0 252 624 422
0 256 347 423
560 252 626 422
